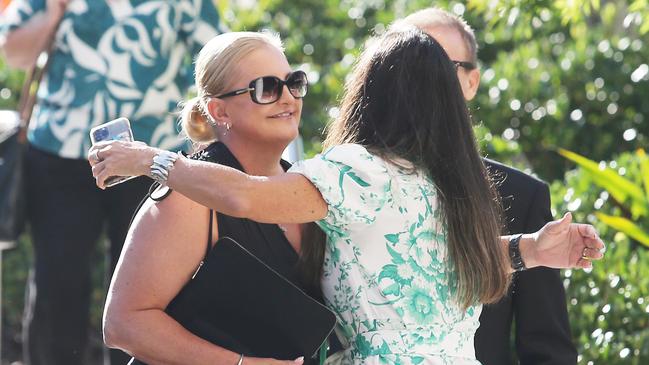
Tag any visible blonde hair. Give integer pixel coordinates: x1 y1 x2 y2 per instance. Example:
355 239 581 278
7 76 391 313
396 8 478 64
180 32 284 142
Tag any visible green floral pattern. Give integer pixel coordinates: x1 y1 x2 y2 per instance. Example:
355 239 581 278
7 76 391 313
290 144 482 365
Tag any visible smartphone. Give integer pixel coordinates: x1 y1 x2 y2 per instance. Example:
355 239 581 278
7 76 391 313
89 117 137 187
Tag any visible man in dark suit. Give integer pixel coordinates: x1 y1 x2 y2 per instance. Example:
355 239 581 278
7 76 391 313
401 8 578 365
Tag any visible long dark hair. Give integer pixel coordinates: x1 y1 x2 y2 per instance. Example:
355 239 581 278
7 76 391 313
301 27 508 310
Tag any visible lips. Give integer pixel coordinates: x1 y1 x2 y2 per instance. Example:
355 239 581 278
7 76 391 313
269 111 295 118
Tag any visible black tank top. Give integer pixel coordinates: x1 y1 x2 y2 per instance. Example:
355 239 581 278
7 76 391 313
130 142 312 364
201 142 300 282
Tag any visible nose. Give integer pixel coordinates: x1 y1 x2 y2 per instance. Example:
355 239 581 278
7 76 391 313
278 83 298 105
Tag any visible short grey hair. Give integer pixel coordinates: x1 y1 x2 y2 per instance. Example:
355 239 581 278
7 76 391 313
395 7 478 64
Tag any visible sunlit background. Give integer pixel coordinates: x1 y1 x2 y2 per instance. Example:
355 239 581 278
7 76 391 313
1 0 648 364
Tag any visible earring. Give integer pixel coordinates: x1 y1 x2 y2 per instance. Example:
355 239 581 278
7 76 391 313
216 121 231 136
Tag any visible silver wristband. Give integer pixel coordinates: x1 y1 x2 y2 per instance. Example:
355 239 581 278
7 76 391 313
236 353 244 365
150 150 179 186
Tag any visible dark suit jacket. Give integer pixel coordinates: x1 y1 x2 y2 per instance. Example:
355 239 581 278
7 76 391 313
475 159 577 365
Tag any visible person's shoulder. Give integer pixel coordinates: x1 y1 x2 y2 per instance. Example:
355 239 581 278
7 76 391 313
320 143 388 172
134 189 206 231
322 143 371 156
483 158 547 188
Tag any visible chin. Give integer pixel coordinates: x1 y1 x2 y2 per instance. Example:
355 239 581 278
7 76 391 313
275 121 300 139
279 129 300 144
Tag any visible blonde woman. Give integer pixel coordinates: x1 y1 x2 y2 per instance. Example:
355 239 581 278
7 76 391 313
101 32 315 365
92 28 604 365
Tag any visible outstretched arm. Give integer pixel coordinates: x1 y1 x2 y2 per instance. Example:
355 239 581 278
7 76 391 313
166 157 328 224
89 142 604 270
506 212 605 272
89 142 328 224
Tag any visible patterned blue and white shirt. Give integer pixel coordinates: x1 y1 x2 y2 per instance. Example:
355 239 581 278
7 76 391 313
0 0 224 159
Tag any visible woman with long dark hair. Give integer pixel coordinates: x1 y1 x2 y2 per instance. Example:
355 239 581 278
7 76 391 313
90 27 604 364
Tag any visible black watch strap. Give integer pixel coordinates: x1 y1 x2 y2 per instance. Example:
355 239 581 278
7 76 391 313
509 234 527 272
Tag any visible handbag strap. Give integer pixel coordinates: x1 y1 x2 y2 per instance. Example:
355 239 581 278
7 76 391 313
16 17 62 142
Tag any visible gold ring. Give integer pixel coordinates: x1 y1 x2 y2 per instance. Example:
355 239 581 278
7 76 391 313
92 149 102 162
581 247 590 260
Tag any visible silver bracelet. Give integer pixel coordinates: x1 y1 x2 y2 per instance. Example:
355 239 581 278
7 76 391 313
236 353 244 365
150 150 180 186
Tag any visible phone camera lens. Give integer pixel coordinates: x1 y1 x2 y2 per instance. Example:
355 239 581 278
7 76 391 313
94 127 109 141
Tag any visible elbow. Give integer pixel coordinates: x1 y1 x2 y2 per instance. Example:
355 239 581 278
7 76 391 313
103 307 129 350
225 192 252 219
2 37 37 70
218 178 255 219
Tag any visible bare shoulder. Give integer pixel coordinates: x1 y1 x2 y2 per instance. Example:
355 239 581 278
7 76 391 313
133 190 208 228
124 190 215 266
112 191 214 308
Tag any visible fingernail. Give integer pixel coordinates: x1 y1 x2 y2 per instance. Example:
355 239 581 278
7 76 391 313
294 357 304 364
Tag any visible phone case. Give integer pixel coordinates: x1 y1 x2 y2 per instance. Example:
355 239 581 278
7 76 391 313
89 117 137 187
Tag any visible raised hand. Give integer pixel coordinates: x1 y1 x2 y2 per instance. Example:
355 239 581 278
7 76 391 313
531 212 605 270
88 140 158 189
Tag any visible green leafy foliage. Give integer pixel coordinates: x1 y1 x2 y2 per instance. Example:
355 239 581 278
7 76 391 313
467 0 649 180
551 150 649 363
559 148 649 248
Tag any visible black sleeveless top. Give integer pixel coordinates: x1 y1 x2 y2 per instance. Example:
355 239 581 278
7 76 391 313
130 142 314 364
198 142 300 282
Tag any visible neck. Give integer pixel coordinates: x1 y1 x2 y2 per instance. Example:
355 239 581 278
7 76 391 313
222 137 288 176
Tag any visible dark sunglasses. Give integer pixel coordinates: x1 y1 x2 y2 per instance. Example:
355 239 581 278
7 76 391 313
214 70 308 105
452 60 477 70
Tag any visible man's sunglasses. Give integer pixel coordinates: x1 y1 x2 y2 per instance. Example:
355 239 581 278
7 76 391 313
452 60 477 70
213 70 308 105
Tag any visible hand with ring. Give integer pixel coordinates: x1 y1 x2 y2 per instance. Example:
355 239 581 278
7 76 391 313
581 247 593 261
527 212 605 270
89 148 102 163
87 141 158 189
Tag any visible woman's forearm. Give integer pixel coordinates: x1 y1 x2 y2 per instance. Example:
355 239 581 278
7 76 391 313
164 155 258 219
501 234 539 273
104 307 240 365
162 153 327 224
2 10 61 69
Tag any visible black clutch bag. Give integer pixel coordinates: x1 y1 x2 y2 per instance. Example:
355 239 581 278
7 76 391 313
129 236 336 364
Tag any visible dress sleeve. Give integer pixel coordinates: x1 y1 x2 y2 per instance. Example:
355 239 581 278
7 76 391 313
0 0 45 37
288 143 391 236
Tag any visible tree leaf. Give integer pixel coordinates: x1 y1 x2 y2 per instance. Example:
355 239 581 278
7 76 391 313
596 212 649 248
558 148 648 217
637 149 649 203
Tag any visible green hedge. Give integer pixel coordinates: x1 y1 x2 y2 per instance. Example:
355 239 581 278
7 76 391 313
550 151 649 364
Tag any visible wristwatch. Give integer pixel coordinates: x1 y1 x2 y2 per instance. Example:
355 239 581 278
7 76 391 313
509 234 527 272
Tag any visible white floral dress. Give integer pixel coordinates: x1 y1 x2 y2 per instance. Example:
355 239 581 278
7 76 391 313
290 144 482 365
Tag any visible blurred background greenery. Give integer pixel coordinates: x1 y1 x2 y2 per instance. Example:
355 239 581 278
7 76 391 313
1 0 648 364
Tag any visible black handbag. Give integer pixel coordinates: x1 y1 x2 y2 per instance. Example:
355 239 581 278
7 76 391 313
129 236 336 365
0 19 60 242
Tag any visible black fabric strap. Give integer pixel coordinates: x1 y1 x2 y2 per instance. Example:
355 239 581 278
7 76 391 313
205 210 214 261
509 234 527 272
